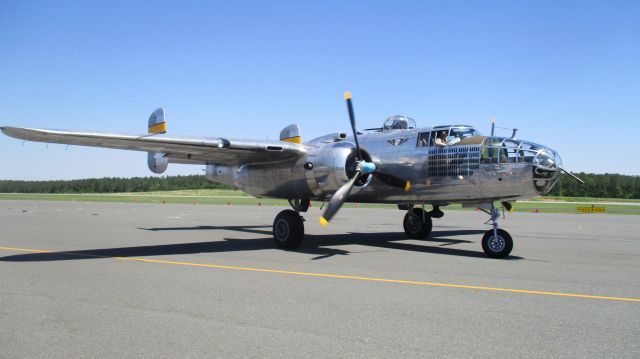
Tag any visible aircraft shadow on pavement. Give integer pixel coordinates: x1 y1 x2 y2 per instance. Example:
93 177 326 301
0 227 523 262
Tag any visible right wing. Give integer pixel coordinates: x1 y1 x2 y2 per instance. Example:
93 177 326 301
1 127 306 165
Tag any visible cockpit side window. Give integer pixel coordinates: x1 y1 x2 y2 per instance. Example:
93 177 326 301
417 132 431 147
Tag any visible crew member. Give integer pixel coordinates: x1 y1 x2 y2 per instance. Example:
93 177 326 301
435 131 448 148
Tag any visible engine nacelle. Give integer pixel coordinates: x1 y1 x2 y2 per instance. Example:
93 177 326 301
305 141 372 199
147 152 168 174
201 142 372 200
206 164 237 187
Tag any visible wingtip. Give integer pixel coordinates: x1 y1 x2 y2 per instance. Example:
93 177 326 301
319 216 329 226
344 91 352 100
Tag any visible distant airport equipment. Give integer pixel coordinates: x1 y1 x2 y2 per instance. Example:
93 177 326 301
577 206 606 213
1 93 583 258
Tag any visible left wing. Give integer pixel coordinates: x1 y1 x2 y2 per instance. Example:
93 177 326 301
1 127 306 165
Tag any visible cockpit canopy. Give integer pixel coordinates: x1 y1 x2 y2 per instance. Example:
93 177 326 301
383 115 416 131
432 125 481 140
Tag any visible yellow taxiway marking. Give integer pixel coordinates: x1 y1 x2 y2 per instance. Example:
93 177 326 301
1 245 639 303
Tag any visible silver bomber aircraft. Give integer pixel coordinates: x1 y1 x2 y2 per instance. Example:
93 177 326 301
1 93 583 258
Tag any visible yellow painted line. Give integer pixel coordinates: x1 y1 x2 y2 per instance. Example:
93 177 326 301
1 245 639 303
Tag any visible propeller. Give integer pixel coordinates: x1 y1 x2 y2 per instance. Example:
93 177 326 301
320 92 410 226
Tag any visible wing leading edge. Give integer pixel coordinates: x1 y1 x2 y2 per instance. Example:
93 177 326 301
1 127 306 165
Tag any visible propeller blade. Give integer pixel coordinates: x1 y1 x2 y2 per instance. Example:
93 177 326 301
374 172 411 191
320 171 361 226
345 92 361 160
561 168 585 184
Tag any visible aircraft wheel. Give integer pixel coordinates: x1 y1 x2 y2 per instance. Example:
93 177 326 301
273 210 304 249
403 208 432 239
482 229 513 258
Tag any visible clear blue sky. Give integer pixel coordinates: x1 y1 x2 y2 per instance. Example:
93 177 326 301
1 0 638 179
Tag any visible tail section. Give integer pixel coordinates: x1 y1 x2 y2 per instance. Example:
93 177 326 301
280 124 301 144
148 108 167 134
147 108 169 173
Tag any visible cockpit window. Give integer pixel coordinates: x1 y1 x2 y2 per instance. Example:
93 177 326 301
417 132 431 147
449 126 480 139
383 115 416 131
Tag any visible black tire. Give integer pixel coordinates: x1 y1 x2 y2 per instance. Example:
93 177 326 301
403 208 433 239
481 229 513 258
273 210 305 249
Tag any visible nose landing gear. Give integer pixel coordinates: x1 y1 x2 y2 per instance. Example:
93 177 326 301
479 203 513 258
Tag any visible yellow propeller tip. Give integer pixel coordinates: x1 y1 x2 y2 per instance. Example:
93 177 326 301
344 91 352 100
319 217 329 226
404 181 411 192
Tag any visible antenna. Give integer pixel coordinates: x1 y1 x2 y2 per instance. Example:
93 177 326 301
491 117 496 136
491 117 518 139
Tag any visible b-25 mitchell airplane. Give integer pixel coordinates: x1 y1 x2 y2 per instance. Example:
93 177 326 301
2 93 582 258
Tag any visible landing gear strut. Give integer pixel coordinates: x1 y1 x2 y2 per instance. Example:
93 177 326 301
272 199 309 249
479 203 513 258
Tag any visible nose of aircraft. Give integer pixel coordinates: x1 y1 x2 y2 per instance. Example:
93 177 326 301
531 145 562 194
533 147 562 171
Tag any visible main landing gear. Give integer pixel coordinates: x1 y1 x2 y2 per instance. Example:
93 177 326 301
402 204 443 239
403 207 433 239
272 199 309 249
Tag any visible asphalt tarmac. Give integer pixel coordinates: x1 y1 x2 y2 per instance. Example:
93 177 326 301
1 200 639 358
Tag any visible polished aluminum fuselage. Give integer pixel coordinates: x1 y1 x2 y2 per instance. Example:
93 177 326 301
206 127 561 205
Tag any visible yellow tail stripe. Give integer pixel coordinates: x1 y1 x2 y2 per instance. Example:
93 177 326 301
148 122 167 134
280 136 301 144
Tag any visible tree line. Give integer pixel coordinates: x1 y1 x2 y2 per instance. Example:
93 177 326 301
548 172 640 199
0 175 232 193
0 172 639 199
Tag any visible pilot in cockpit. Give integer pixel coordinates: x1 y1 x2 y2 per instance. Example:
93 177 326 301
435 131 448 148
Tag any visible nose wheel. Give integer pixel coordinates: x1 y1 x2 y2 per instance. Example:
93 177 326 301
482 228 513 258
480 203 513 258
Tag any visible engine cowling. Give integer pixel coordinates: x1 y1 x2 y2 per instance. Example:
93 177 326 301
305 141 372 199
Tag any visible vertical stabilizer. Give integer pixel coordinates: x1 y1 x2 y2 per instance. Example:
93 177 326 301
148 108 167 134
280 124 301 144
147 108 168 173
